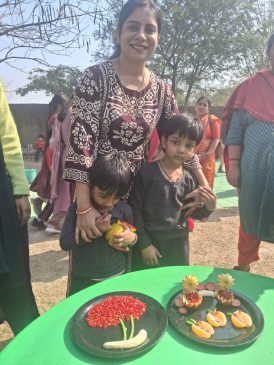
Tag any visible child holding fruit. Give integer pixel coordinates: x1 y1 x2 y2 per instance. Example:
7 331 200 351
60 153 137 296
130 114 216 269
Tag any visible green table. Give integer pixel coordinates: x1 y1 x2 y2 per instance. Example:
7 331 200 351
1 266 273 365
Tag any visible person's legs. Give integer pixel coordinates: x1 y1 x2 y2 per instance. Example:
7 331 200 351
236 224 260 271
0 278 39 335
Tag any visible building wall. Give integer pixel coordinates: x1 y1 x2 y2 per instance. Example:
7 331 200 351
9 104 225 147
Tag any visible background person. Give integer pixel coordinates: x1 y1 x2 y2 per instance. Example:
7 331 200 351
64 0 208 244
33 134 45 162
0 82 39 335
223 32 274 271
195 96 221 189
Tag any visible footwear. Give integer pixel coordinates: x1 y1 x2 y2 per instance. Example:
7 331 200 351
30 197 43 216
45 224 61 234
233 265 250 272
31 218 46 230
218 167 225 173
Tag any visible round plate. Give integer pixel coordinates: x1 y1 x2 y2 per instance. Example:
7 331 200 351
166 290 264 348
70 291 168 358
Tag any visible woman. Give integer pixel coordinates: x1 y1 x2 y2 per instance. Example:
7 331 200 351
195 96 221 189
30 94 68 231
0 82 39 334
223 32 274 271
64 0 211 243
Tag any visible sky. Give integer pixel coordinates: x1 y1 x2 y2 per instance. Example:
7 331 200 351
0 47 94 104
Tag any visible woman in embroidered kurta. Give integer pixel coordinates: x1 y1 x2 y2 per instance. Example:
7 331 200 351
195 96 221 189
64 0 209 243
223 32 274 271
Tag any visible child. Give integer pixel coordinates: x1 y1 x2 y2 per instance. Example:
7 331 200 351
34 134 45 161
60 153 137 296
130 114 216 269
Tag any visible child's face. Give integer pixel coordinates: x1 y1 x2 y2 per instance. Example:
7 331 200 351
90 186 120 214
161 132 196 165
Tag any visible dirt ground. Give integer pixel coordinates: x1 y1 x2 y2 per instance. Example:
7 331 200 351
1 208 274 351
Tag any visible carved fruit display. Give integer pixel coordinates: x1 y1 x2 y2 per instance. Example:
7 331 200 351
216 273 235 306
182 275 203 309
231 310 253 328
206 310 227 327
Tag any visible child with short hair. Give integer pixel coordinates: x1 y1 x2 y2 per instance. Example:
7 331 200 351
130 114 216 269
60 153 137 296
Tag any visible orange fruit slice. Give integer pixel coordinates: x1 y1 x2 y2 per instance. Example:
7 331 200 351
231 310 252 328
191 321 214 339
207 310 227 327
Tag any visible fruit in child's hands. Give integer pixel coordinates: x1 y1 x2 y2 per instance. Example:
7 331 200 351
216 273 234 305
206 310 227 327
182 275 203 309
188 320 214 339
105 220 125 243
231 310 252 328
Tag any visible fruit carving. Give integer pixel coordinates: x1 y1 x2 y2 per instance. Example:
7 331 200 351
216 273 234 305
182 275 203 309
187 319 214 339
206 310 227 327
230 310 253 328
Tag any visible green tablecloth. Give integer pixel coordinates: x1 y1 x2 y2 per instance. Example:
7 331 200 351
1 266 274 365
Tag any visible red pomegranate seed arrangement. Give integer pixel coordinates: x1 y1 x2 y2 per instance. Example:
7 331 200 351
86 295 146 328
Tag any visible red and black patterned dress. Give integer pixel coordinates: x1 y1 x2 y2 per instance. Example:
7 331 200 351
64 61 178 188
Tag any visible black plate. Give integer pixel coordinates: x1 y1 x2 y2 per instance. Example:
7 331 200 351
166 290 264 348
70 291 168 358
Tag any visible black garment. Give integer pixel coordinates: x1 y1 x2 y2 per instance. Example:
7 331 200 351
129 161 212 270
0 142 39 334
60 201 134 296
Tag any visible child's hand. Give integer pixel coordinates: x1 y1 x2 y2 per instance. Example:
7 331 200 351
203 186 217 211
111 222 137 249
227 162 241 188
141 244 162 267
95 213 111 233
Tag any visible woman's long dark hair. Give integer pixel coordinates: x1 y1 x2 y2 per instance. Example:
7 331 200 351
110 0 162 59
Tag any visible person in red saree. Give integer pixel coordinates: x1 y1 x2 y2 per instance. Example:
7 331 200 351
223 32 274 271
195 96 221 189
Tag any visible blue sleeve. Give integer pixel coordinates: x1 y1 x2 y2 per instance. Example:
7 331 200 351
225 110 248 145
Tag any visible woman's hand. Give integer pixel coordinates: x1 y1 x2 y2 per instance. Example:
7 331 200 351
182 186 216 217
95 213 111 233
227 162 241 188
141 244 162 267
75 206 102 244
15 196 31 226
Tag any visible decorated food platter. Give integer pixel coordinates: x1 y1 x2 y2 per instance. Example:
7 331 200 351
166 274 264 348
70 291 168 358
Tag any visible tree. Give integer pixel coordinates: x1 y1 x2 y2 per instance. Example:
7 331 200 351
0 0 109 67
16 65 82 98
92 0 272 107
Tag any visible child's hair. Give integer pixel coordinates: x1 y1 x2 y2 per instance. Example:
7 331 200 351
196 96 211 108
89 153 131 198
163 113 203 145
37 134 44 139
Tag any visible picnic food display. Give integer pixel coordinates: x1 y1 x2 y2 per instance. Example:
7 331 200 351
216 273 235 305
186 319 214 339
181 275 203 309
230 310 253 328
70 291 168 358
206 310 227 327
86 295 147 349
166 271 264 347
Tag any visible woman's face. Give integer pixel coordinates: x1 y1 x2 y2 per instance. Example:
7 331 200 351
195 98 209 118
118 6 159 64
267 42 274 71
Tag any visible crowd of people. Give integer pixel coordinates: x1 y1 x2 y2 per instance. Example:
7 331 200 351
1 0 273 338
